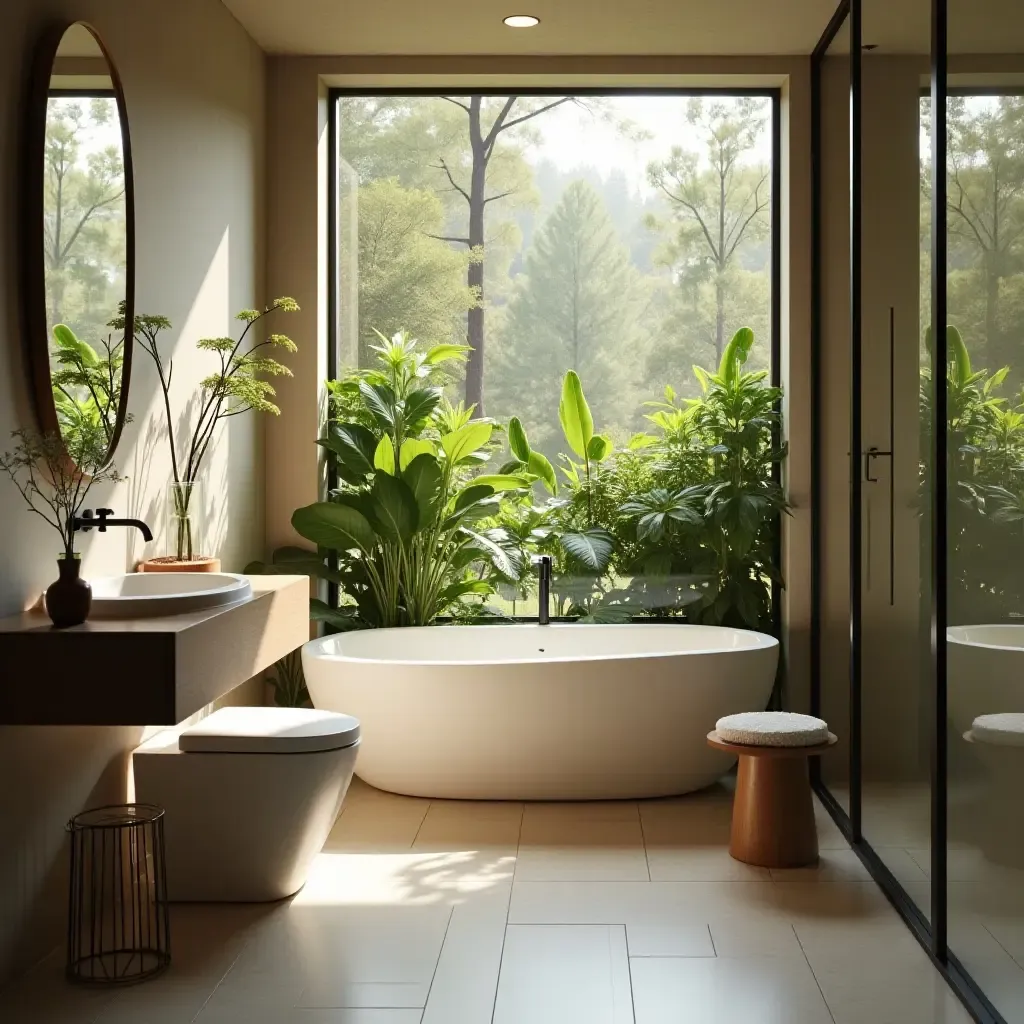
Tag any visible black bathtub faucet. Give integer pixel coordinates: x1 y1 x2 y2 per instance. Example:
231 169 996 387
533 554 553 625
72 508 154 543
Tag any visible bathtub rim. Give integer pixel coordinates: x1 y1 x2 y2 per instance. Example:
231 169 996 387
302 622 780 669
947 624 1024 653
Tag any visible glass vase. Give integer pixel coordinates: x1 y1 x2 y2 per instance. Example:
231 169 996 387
167 481 203 562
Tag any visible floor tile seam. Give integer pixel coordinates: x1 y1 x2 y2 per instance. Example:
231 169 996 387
981 922 1024 972
618 923 639 1024
485 840 520 1024
636 802 653 882
408 800 433 847
791 923 838 1024
187 927 256 1024
419 905 455 1019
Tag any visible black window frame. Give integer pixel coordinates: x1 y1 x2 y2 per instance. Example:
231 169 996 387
326 85 783 631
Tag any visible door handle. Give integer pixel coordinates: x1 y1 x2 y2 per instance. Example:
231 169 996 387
864 447 892 483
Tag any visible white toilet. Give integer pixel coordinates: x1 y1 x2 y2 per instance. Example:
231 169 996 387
964 713 1024 868
133 706 360 902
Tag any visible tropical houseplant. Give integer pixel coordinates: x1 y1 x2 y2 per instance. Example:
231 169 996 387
50 320 127 454
114 297 299 571
249 331 533 629
251 325 786 640
616 327 787 629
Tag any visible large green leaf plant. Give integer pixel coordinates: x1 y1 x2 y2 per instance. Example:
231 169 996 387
617 327 787 628
250 332 538 628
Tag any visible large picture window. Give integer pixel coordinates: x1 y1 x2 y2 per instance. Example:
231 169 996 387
324 90 781 628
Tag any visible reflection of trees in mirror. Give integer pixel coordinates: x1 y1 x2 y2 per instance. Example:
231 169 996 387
922 326 1024 621
249 326 784 634
113 298 299 562
44 97 125 345
923 96 1024 384
0 427 120 559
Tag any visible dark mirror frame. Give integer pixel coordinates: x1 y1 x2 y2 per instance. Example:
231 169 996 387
22 20 135 470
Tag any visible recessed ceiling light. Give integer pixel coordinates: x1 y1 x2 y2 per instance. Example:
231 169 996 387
503 15 540 28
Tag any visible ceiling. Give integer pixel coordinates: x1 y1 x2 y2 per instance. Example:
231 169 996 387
220 0 840 56
221 0 1024 59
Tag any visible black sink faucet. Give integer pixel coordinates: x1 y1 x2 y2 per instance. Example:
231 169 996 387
72 508 153 543
534 554 553 625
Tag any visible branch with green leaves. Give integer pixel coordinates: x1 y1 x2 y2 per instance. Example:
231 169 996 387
112 297 299 559
0 427 120 558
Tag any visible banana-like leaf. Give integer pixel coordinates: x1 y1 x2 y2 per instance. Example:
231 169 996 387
470 474 531 492
370 471 419 541
454 483 496 513
423 343 471 365
628 433 658 450
719 326 754 384
437 578 493 606
560 528 615 571
53 324 99 366
399 437 435 471
292 502 375 553
374 434 396 475
587 434 613 462
558 371 594 458
458 527 515 577
508 416 531 462
527 451 558 494
442 422 493 464
403 453 442 529
947 325 971 386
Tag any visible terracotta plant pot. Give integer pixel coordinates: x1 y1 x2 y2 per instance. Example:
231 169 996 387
45 556 92 628
138 557 222 574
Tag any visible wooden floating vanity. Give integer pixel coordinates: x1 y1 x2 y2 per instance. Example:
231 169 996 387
0 576 309 726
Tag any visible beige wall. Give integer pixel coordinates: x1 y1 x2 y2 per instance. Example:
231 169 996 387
263 55 815 711
0 0 265 984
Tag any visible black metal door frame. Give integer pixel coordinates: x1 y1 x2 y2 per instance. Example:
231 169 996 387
809 1 1006 1020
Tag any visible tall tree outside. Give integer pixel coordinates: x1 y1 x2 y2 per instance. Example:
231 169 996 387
944 95 1024 376
647 98 771 366
490 180 642 456
336 93 773 430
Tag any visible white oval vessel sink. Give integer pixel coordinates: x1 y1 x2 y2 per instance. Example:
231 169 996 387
89 573 252 618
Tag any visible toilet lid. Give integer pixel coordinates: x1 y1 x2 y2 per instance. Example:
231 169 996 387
179 707 361 754
969 713 1024 747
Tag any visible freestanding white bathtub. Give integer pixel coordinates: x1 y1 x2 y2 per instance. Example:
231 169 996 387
947 624 1024 734
302 623 779 800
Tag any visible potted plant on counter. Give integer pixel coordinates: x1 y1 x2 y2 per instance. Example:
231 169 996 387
114 297 299 572
0 427 120 627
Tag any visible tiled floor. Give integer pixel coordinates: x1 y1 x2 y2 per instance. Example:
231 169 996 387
828 780 1024 1022
2 777 977 1024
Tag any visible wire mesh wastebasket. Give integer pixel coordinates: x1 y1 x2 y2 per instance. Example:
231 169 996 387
66 803 171 984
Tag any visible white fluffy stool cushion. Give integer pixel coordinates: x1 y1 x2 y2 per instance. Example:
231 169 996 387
970 713 1024 747
716 711 829 748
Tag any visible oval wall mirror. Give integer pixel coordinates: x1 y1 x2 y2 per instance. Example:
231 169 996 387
24 22 134 470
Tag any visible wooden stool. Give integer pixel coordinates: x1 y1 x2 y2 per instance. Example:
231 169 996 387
707 730 838 868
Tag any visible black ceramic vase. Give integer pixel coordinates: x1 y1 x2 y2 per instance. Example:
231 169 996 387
45 557 92 628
